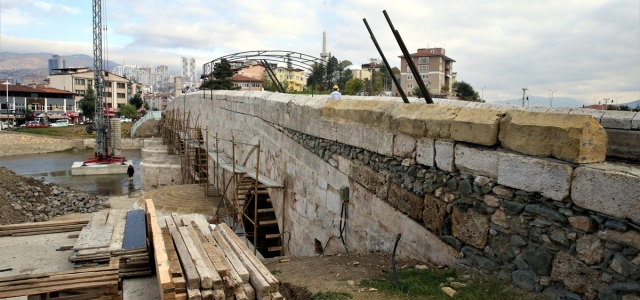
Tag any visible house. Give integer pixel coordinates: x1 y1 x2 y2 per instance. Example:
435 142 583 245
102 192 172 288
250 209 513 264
391 47 455 96
0 83 77 125
266 67 306 92
232 74 263 91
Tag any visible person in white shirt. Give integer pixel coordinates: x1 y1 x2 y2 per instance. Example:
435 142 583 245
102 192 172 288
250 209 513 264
329 85 342 100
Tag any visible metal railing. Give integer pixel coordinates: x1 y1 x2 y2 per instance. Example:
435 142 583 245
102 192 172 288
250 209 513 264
130 111 162 138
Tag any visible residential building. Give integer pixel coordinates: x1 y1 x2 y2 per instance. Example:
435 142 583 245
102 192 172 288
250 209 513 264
267 67 306 91
48 55 66 75
232 74 263 91
234 62 267 81
391 47 455 96
0 83 77 125
48 68 130 112
182 57 197 87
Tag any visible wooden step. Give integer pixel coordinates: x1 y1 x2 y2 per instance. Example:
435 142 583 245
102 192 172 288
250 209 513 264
257 208 274 214
268 246 282 252
259 220 278 226
265 233 281 239
237 190 269 195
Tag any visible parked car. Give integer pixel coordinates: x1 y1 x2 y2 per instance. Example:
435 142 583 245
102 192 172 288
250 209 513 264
50 119 70 127
24 121 48 129
0 121 12 130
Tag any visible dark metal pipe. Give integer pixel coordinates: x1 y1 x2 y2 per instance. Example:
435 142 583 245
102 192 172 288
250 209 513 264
262 60 286 93
363 18 409 104
383 10 433 104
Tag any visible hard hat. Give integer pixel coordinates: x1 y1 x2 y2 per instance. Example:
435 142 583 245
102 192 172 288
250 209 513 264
333 85 339 89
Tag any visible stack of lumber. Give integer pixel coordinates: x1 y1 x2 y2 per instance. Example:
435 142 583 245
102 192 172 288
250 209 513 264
0 215 91 237
69 210 152 277
0 257 122 300
144 199 283 300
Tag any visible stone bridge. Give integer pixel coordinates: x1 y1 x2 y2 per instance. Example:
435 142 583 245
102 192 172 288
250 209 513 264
158 91 640 299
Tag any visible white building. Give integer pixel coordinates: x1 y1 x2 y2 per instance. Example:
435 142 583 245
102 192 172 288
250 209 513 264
181 57 197 87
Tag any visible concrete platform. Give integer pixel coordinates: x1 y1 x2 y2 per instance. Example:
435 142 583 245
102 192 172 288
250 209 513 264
71 160 133 176
136 184 226 216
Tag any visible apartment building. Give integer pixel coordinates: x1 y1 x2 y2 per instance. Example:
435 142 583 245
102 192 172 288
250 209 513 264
267 67 306 91
181 57 197 87
0 83 76 124
48 68 130 111
232 74 263 91
391 47 455 96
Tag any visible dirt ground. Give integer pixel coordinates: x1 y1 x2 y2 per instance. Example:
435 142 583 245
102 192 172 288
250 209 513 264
264 253 434 300
13 122 135 139
132 119 159 138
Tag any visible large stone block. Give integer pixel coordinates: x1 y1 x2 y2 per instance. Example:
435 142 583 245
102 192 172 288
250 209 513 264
454 144 499 178
435 140 456 172
498 110 607 163
605 129 640 161
571 164 640 223
423 194 447 236
550 252 600 299
600 110 636 129
349 160 390 200
400 218 457 267
389 103 431 137
632 112 640 130
393 134 416 158
451 206 490 249
498 153 573 201
416 137 435 167
450 108 504 146
320 100 394 130
388 183 424 220
596 230 640 250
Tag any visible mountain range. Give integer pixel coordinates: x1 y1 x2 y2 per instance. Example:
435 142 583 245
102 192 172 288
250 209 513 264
488 96 640 109
0 52 120 71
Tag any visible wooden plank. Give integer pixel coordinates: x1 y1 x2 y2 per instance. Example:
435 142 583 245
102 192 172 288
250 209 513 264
271 291 284 300
243 283 255 300
107 210 128 252
201 289 214 300
144 199 173 297
181 222 224 290
0 270 118 288
162 228 184 277
73 225 114 250
175 223 215 289
89 211 110 227
0 216 90 230
188 219 231 277
210 231 250 283
215 223 278 292
213 229 270 297
186 287 202 300
122 209 147 251
166 216 200 290
212 289 225 300
0 224 86 236
0 279 119 299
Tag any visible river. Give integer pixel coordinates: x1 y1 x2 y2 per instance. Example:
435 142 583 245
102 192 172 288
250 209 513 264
0 149 142 196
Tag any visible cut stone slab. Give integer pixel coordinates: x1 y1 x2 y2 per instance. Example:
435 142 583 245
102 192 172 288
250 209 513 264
550 252 600 299
416 137 435 167
576 234 604 265
423 194 447 236
497 153 573 201
454 144 499 178
435 140 456 172
632 112 640 130
73 225 114 250
571 164 640 223
498 110 607 163
388 183 424 220
450 107 504 146
393 134 416 158
320 100 395 130
600 110 636 129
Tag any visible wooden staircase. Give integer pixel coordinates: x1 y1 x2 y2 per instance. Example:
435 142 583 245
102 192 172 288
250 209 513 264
237 177 283 258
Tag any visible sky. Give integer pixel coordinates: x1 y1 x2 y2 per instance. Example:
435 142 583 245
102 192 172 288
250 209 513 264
0 0 639 104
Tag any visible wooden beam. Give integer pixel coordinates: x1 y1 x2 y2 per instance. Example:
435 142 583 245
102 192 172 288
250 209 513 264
144 199 173 298
209 230 250 283
181 223 223 290
165 216 200 290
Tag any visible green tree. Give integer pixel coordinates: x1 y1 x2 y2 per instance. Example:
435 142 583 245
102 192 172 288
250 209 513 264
200 59 239 90
413 86 432 99
129 93 143 109
143 101 150 110
119 104 137 118
79 85 96 120
337 69 353 91
441 85 450 93
619 105 631 111
455 81 480 102
25 108 35 122
307 62 326 91
325 56 339 88
344 78 364 95
634 104 640 112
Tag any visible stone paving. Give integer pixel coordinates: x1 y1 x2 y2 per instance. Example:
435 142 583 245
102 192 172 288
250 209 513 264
137 184 225 216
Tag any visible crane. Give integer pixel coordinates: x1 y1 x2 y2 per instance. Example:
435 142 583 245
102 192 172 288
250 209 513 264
83 0 125 164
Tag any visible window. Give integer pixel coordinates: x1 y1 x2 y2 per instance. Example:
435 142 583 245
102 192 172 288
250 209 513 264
117 93 126 98
75 90 85 96
430 50 434 53
252 82 261 88
439 65 442 71
419 65 428 72
66 105 75 111
406 66 411 72
75 79 85 85
242 83 249 88
419 57 428 64
407 83 413 89
407 74 413 80
280 75 283 80
87 80 93 86
117 83 125 89
421 74 429 80
286 75 293 80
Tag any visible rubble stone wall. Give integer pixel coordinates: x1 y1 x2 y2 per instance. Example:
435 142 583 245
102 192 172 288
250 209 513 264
168 91 640 299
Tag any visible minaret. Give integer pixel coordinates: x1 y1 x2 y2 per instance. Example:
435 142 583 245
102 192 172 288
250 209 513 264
320 31 329 64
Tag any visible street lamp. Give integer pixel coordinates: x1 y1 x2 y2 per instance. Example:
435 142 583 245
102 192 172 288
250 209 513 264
613 96 622 110
481 86 486 102
548 89 558 107
522 88 528 107
2 81 9 126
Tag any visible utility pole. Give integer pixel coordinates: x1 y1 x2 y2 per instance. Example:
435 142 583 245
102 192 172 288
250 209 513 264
613 96 622 109
548 89 558 107
522 88 528 107
481 86 486 102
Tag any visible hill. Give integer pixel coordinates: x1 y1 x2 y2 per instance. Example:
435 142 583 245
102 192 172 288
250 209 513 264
0 52 120 71
620 99 640 108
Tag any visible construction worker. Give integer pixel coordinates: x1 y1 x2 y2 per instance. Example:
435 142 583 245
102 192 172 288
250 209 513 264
330 85 342 100
127 164 134 181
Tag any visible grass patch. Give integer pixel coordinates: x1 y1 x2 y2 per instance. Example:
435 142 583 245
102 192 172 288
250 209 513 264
360 268 543 300
270 269 282 275
309 291 352 300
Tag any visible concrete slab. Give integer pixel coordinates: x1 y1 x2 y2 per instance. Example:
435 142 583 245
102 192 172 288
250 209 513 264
71 160 132 176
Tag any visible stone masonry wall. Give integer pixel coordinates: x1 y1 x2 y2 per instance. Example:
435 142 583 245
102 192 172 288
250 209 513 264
168 91 640 300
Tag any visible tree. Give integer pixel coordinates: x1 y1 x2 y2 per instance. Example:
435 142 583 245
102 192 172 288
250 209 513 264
79 85 96 120
143 101 150 110
129 93 143 109
200 59 239 90
25 108 34 122
119 104 137 118
455 81 480 102
307 62 326 91
413 86 431 99
337 69 352 91
441 85 450 93
344 78 364 95
325 56 339 88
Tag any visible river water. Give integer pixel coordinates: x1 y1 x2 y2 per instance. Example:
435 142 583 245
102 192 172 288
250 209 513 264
0 149 142 196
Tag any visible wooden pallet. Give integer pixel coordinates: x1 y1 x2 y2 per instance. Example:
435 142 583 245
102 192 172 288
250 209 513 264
0 216 91 237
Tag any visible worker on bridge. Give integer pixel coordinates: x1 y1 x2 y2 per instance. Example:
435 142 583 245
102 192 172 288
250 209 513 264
330 85 342 100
